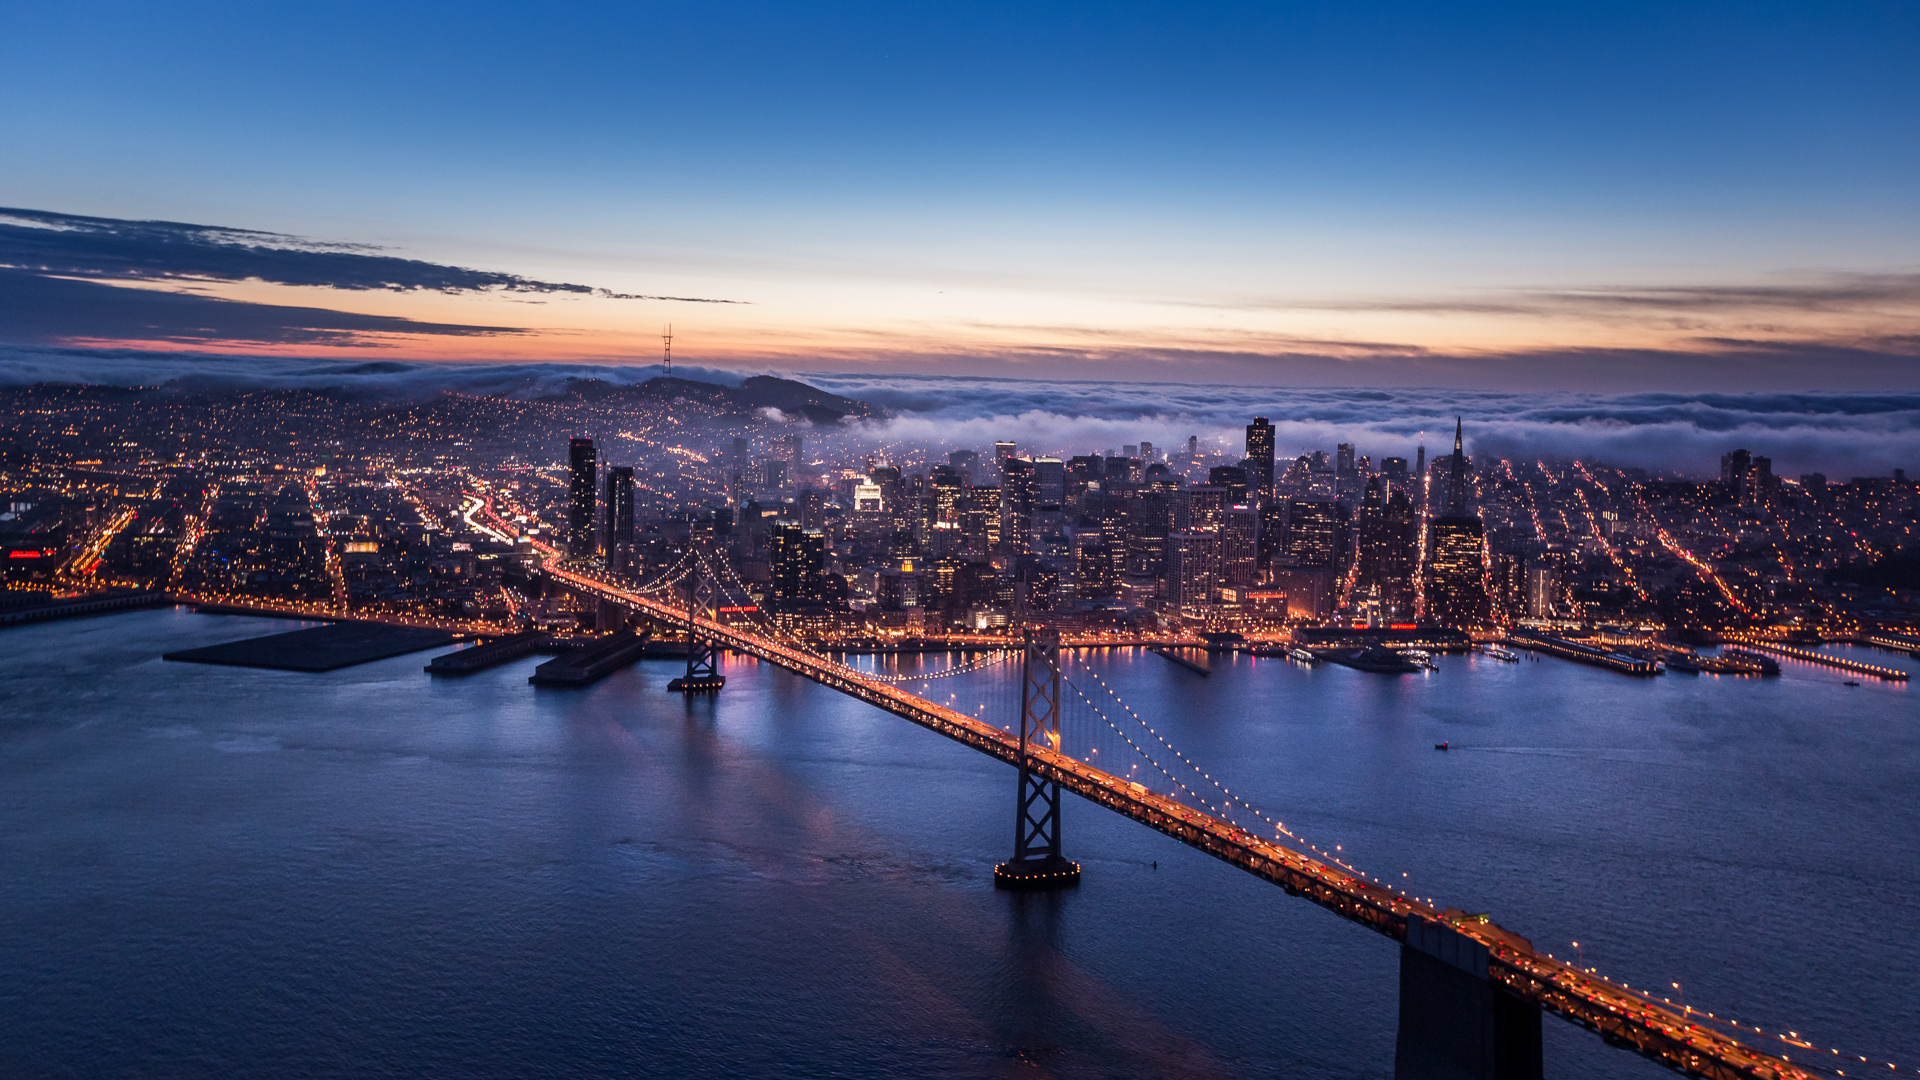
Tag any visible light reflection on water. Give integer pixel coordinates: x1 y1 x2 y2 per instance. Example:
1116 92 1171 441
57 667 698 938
1 607 1914 1079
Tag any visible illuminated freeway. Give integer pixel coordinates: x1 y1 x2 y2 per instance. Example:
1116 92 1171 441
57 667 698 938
545 555 1826 1080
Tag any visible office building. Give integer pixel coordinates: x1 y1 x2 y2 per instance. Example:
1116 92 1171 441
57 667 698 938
567 437 597 560
1424 419 1489 627
603 465 635 555
770 520 825 601
1245 417 1275 501
1218 504 1260 588
1166 531 1216 608
1209 465 1249 505
1286 498 1338 566
999 457 1037 555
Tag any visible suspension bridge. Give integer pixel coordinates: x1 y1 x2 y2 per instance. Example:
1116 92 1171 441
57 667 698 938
542 543 1840 1080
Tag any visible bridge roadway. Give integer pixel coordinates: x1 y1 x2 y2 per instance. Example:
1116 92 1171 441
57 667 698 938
547 560 1811 1080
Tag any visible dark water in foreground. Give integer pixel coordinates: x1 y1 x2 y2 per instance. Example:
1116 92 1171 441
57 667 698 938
2 608 1916 1080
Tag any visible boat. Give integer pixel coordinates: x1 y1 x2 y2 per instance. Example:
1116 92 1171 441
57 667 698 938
1844 680 1861 687
1287 647 1319 664
1401 649 1435 669
1434 742 1449 750
1664 653 1701 674
1481 646 1520 662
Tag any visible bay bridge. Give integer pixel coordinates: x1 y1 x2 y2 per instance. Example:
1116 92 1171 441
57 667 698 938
543 544 1834 1080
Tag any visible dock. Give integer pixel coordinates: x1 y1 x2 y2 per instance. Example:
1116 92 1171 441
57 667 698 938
425 631 549 675
1861 631 1920 659
1148 646 1210 676
528 632 662 686
1733 640 1908 681
1508 631 1661 676
0 589 168 627
164 622 456 672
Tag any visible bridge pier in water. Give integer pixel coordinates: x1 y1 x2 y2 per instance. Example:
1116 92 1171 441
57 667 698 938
667 563 726 694
1395 915 1541 1080
994 627 1081 890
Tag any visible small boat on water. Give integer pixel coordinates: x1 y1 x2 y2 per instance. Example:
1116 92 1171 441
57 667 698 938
1435 742 1449 751
1481 646 1520 662
1844 680 1861 687
1287 647 1318 664
1401 649 1435 669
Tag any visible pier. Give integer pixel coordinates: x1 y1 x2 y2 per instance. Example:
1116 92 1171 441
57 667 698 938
1731 640 1909 681
0 589 168 627
528 632 667 686
1149 646 1211 676
425 631 549 675
1507 631 1661 676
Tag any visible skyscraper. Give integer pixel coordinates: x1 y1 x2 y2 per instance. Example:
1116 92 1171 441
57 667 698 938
1286 499 1338 566
1165 531 1216 608
999 457 1037 555
1446 418 1469 516
603 465 635 555
769 520 825 601
1245 417 1275 501
1425 517 1488 627
1424 418 1488 627
567 437 597 560
1218 504 1260 588
1208 465 1249 505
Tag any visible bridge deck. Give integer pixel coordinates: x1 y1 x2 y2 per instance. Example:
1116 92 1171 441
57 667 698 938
549 561 1811 1080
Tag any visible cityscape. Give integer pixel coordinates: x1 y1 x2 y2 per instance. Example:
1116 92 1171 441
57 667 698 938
5 375 1915 674
4 4 1918 1080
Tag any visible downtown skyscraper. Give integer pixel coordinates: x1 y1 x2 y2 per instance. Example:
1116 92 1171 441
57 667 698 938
567 437 598 561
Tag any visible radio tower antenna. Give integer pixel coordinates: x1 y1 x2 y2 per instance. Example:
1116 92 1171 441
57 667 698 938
662 325 672 378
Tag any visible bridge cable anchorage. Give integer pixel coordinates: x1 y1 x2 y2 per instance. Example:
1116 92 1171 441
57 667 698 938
995 625 1080 889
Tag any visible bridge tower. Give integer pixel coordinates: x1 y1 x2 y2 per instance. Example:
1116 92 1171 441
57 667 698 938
1395 914 1541 1080
994 626 1081 889
667 554 725 694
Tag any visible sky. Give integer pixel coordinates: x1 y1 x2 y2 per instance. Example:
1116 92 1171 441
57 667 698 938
1 1 1917 390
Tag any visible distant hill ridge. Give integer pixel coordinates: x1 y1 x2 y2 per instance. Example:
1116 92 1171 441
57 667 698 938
544 374 881 425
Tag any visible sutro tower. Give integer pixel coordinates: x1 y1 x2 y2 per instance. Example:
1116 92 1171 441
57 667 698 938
662 325 672 377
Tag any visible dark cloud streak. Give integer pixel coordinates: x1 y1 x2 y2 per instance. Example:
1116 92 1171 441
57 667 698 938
0 269 529 347
0 207 745 302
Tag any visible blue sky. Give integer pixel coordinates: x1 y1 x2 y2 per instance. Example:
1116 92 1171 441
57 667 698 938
2 1 1916 387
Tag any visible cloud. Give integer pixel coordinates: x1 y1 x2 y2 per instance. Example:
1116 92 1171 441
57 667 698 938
0 343 751 398
1 346 1912 477
799 372 1920 480
0 207 747 302
0 269 529 348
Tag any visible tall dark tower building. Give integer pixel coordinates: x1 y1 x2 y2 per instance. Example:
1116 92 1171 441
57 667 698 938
1286 499 1338 566
769 521 825 601
999 457 1038 555
604 465 635 554
1245 417 1275 501
567 437 597 560
1424 418 1488 627
1447 417 1468 516
1358 476 1416 616
1380 485 1417 615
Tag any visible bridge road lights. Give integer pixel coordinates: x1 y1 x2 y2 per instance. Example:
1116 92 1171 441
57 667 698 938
994 626 1081 890
668 552 726 694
